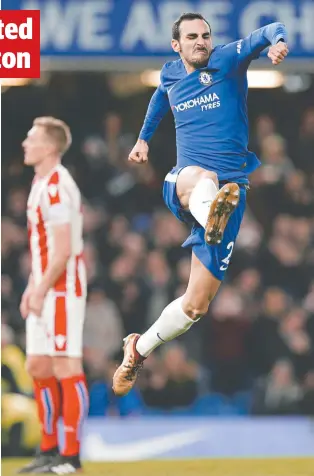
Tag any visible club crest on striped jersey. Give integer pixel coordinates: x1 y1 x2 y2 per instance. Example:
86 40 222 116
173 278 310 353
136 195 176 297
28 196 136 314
199 72 212 85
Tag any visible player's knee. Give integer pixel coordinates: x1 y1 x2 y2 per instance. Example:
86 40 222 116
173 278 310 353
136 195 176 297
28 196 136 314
182 296 210 320
26 356 53 379
53 356 83 380
199 170 219 188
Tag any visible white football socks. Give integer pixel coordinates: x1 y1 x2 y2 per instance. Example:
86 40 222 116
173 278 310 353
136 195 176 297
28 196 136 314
188 178 218 228
136 297 197 358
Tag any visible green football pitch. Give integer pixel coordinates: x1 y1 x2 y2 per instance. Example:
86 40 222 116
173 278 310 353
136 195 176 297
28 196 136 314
2 458 314 476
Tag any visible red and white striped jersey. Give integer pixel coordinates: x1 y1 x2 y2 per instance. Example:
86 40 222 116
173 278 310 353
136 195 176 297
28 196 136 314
27 164 86 297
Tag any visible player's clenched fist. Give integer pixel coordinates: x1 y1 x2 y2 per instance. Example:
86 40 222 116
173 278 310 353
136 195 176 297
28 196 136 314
128 139 149 164
268 41 289 65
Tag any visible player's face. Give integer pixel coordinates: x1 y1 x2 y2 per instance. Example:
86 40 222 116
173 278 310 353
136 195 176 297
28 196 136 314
172 19 212 69
22 126 54 166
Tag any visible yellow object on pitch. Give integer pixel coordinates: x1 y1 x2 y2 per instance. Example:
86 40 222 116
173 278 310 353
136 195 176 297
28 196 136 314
1 393 41 453
1 345 33 395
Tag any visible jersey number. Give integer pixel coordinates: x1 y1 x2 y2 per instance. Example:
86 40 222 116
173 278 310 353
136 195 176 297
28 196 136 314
220 241 234 271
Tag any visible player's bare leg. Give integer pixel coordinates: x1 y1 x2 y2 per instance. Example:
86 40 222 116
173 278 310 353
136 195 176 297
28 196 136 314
112 166 235 397
18 356 60 474
177 166 240 244
181 251 221 318
113 252 221 396
39 356 88 474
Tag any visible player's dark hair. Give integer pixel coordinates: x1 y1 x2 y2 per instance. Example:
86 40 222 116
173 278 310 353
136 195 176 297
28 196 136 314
172 13 211 41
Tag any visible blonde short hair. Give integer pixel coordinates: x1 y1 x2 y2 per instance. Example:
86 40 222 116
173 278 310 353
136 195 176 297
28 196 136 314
33 116 72 155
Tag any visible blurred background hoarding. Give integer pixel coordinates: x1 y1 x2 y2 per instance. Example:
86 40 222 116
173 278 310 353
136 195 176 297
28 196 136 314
4 0 314 68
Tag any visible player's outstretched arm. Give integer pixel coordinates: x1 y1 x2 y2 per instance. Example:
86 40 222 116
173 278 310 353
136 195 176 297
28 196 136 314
129 83 170 164
236 22 288 67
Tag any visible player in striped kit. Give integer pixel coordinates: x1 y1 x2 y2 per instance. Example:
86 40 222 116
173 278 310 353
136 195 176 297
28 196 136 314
18 117 88 474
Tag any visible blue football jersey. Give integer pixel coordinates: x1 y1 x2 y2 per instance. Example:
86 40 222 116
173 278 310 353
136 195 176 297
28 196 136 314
139 22 288 183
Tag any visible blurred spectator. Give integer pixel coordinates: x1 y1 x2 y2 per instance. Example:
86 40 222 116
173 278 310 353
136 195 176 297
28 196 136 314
259 134 295 184
303 281 314 313
297 107 314 174
248 287 290 377
145 250 173 326
301 370 314 415
231 212 263 272
5 188 28 227
257 222 312 298
83 287 124 360
139 343 199 409
279 307 314 379
205 286 251 395
250 114 276 156
251 360 303 415
234 268 262 317
83 241 105 287
277 171 313 217
82 112 134 169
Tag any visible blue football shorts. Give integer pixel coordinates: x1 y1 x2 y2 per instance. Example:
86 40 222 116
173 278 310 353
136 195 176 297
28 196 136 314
162 167 247 281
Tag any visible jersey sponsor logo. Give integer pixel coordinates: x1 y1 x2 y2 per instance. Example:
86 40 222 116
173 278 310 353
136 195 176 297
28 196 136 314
237 39 243 54
199 71 212 85
172 93 220 112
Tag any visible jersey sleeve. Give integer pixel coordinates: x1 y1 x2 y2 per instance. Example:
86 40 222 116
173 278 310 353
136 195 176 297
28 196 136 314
238 22 287 65
46 171 71 225
138 67 170 142
221 22 287 70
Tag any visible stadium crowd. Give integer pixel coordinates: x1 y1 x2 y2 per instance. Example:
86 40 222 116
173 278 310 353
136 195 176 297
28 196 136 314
2 74 314 423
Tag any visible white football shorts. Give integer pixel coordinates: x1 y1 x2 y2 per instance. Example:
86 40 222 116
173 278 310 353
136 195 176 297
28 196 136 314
26 291 86 357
